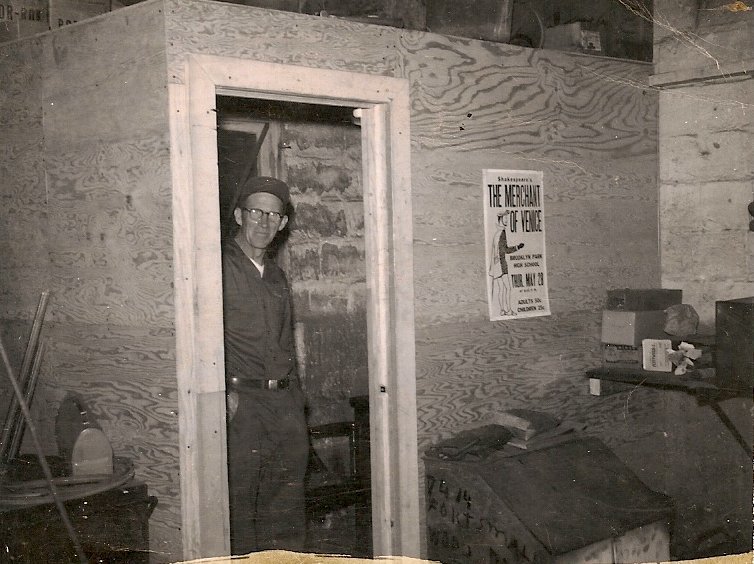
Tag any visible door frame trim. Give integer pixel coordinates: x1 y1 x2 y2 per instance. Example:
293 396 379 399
168 54 419 560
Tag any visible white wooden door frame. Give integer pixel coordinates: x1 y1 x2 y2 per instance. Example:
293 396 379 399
168 54 419 560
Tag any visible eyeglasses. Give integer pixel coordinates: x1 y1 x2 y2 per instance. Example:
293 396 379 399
241 207 284 224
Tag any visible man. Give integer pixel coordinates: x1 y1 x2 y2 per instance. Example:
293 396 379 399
222 176 308 554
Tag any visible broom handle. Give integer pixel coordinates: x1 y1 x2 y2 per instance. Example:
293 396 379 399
7 340 46 460
0 290 50 464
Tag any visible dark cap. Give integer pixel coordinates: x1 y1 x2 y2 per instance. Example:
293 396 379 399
236 176 290 207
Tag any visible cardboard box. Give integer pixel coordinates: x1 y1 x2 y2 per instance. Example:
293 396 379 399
602 339 712 373
543 21 602 54
642 339 672 372
589 377 633 396
606 288 682 311
0 0 49 43
601 343 642 369
424 436 671 563
601 310 667 347
426 0 513 43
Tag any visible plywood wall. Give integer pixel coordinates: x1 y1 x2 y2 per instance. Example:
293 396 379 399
163 0 665 554
0 4 182 561
0 34 50 449
164 0 660 322
0 37 48 324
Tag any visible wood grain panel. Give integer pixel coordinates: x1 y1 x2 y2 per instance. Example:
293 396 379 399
40 2 166 94
44 137 171 204
165 0 659 329
0 319 35 421
413 244 487 325
43 136 174 327
405 40 659 323
46 272 173 326
42 67 169 151
44 324 180 542
544 239 659 275
0 127 49 310
415 313 668 458
546 274 637 313
411 149 658 203
39 5 168 151
165 0 400 85
413 182 656 248
412 232 659 325
402 36 656 157
0 271 53 320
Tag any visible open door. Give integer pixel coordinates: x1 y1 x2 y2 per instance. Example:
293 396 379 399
168 55 419 560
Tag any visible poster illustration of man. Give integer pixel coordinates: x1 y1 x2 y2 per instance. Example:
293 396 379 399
489 210 525 316
483 169 550 322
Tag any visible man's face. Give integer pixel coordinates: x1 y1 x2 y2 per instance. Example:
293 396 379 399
234 191 288 252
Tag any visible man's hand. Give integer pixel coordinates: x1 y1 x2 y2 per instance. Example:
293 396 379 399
227 391 239 421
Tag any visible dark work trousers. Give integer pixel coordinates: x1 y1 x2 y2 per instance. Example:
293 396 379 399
227 385 309 554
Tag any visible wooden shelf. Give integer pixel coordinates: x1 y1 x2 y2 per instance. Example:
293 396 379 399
586 367 751 455
586 367 720 396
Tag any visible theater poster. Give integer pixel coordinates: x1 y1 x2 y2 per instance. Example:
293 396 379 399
483 169 550 321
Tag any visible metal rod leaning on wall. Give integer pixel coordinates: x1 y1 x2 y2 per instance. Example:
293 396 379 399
0 334 88 564
0 289 50 464
7 340 46 461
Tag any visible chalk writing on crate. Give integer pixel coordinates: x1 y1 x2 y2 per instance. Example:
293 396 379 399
426 473 533 563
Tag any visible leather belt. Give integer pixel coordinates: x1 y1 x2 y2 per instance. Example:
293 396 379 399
228 376 290 391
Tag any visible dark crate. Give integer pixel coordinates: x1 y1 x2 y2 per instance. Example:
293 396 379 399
606 289 682 311
424 437 672 564
715 297 754 393
0 479 155 563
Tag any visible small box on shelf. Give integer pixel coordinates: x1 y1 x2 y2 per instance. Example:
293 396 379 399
601 343 641 369
601 310 667 347
641 339 672 372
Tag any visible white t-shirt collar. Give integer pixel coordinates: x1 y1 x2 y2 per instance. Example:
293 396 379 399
249 257 264 276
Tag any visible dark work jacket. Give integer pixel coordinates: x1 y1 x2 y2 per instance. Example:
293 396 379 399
222 239 296 383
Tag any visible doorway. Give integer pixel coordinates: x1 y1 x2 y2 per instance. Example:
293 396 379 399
169 55 419 560
216 96 371 555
